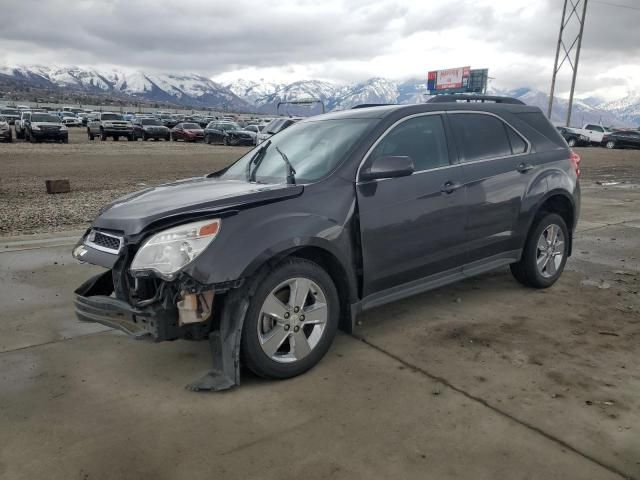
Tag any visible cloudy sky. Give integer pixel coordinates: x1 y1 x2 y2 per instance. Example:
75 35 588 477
0 0 638 99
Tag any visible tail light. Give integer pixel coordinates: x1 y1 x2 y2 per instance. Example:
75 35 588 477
570 150 581 178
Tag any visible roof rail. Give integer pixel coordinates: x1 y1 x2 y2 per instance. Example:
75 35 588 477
426 94 525 105
351 103 394 109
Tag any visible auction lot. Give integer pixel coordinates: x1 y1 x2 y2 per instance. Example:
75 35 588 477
1 129 639 479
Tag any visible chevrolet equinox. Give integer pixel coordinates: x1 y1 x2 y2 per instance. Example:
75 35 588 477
73 95 581 391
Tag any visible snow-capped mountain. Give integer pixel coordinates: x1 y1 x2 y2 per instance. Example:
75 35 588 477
596 92 640 126
1 63 638 126
0 64 250 110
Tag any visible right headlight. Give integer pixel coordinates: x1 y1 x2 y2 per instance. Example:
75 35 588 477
130 219 221 279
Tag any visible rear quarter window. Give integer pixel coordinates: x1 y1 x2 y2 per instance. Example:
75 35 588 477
515 112 566 148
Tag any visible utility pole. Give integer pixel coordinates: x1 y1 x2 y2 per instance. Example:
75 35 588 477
548 0 588 127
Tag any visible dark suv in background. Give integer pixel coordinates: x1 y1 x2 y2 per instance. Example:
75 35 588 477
73 95 580 391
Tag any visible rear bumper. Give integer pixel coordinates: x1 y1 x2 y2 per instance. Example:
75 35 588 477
74 271 179 341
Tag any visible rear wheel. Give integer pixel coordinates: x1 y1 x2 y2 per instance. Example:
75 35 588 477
241 258 339 379
605 140 616 149
100 129 107 141
511 213 569 288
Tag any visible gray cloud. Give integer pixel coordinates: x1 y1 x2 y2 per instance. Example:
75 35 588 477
0 0 638 96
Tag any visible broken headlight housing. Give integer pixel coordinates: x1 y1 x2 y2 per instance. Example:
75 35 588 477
130 219 221 280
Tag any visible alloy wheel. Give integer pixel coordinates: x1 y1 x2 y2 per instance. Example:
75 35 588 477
536 224 565 278
257 277 328 363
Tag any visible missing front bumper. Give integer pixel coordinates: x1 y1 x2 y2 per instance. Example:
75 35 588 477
74 271 180 341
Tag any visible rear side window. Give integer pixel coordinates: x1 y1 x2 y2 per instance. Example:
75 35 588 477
515 111 566 148
371 115 449 171
449 113 512 162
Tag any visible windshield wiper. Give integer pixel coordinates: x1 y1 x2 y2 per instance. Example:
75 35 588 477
275 146 296 185
246 140 271 182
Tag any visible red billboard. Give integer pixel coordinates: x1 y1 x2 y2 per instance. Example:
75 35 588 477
428 66 471 91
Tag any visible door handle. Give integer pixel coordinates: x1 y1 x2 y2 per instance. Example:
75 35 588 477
517 163 534 173
440 181 462 194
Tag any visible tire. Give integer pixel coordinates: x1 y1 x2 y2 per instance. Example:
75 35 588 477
62 137 68 144
205 134 211 144
88 129 95 140
605 140 616 149
510 213 569 289
100 129 107 141
127 133 134 141
16 128 23 139
567 138 576 147
143 132 148 141
165 134 170 141
113 136 119 141
223 136 229 146
241 258 339 379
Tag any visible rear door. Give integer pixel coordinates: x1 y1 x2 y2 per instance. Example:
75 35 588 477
356 113 467 297
448 112 532 267
584 124 605 143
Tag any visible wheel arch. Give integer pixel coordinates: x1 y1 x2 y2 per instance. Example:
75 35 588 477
239 242 358 333
529 190 576 256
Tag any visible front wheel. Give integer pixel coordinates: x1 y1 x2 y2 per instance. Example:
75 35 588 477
241 258 339 379
88 129 95 140
605 140 616 149
510 213 569 288
567 138 576 147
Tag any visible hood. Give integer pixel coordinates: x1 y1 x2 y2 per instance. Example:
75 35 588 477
92 176 304 236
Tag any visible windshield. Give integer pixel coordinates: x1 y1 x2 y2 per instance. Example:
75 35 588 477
141 119 161 126
220 123 239 131
219 118 374 184
102 113 123 121
1 109 18 115
264 119 284 134
62 113 76 117
182 123 200 129
31 114 60 123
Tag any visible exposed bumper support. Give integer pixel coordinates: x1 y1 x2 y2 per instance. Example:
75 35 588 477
74 270 248 392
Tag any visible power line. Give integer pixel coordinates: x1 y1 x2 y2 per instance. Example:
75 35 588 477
591 0 640 11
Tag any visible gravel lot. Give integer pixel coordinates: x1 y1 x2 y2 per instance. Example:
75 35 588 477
1 127 639 236
0 129 250 235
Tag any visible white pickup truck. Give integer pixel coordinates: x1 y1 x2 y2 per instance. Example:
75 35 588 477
573 123 615 145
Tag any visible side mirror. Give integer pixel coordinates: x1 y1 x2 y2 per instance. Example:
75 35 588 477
360 155 415 181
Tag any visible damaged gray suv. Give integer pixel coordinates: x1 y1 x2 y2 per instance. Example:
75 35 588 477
73 95 580 391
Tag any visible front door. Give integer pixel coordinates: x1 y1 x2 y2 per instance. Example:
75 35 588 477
356 113 467 297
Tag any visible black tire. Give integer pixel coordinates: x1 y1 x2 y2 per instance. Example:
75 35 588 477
223 136 229 146
100 129 107 141
127 133 134 141
16 128 23 140
88 129 95 140
241 258 339 379
62 137 68 144
143 132 148 141
510 213 569 289
165 134 170 141
567 138 576 147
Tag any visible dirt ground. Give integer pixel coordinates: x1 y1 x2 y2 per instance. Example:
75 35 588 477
1 127 640 234
0 127 639 479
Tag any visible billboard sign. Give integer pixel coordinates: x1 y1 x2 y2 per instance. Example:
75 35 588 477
428 66 471 91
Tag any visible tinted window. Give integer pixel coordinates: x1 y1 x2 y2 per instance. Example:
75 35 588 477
371 115 449 171
506 126 527 154
450 113 512 162
31 114 60 122
141 119 161 126
182 123 200 129
515 111 566 148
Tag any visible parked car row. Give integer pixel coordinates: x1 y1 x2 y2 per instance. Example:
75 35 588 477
556 124 640 150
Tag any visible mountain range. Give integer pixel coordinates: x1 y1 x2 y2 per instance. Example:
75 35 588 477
1 64 638 127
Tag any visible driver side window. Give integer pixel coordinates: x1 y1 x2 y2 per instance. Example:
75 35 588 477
370 115 449 171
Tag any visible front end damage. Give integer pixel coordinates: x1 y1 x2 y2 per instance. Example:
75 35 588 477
74 257 248 392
